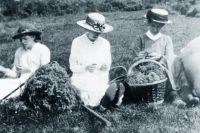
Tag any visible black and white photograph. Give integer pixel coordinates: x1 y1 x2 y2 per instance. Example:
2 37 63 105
0 0 200 132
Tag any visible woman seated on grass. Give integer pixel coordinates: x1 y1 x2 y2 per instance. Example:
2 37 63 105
69 13 125 110
130 8 185 105
0 23 50 100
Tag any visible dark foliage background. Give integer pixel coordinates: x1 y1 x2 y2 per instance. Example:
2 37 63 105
0 0 195 19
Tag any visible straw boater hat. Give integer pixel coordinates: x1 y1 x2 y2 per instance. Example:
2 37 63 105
77 13 113 33
12 23 42 39
145 8 172 24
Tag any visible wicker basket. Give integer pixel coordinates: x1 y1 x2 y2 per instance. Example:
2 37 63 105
126 59 168 103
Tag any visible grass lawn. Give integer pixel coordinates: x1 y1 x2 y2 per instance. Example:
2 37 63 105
1 10 200 132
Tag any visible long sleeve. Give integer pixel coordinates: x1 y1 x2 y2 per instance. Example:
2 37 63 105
165 36 175 68
40 45 51 66
3 68 18 78
69 39 86 73
4 50 19 78
130 36 143 57
102 41 112 71
163 36 177 90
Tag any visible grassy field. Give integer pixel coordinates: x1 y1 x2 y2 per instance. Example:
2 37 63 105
1 10 200 132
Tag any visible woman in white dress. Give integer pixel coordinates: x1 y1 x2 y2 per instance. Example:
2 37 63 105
0 23 50 100
69 13 114 107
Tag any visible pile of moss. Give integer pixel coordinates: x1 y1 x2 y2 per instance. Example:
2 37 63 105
21 61 81 113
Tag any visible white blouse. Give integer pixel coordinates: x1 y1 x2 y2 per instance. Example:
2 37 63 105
0 42 50 100
70 33 111 75
69 33 112 106
5 42 50 78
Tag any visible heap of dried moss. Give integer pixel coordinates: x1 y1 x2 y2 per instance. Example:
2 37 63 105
21 61 81 113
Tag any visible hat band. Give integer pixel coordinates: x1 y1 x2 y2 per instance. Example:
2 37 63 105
19 29 31 34
149 10 168 22
86 16 105 32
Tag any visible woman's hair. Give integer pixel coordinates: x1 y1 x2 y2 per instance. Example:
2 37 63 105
146 10 153 24
19 34 41 42
34 34 41 42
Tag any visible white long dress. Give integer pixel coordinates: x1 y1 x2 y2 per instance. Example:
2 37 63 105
0 42 50 100
69 34 112 107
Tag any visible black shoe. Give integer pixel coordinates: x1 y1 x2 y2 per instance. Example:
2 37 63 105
172 98 186 108
113 82 125 106
188 97 199 107
100 82 125 109
99 105 107 112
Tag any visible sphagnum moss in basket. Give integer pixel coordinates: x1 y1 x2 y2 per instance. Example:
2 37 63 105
21 61 81 113
126 59 168 103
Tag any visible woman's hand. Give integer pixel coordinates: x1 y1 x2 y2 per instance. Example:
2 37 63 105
85 64 97 73
99 64 108 71
0 65 6 73
138 51 148 57
16 65 31 74
85 64 108 72
147 53 162 60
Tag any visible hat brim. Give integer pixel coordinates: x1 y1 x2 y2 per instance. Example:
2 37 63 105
143 15 172 24
12 31 42 39
77 20 113 33
152 19 172 24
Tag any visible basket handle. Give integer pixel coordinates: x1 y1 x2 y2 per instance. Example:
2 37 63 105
109 66 128 83
110 66 127 72
127 59 166 76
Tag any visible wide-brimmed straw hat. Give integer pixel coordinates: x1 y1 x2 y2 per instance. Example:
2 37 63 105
77 13 113 33
12 23 42 39
145 8 172 24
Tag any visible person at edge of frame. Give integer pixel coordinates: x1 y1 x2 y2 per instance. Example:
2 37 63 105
0 23 50 100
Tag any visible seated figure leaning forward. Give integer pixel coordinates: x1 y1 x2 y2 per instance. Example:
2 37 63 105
130 8 185 105
70 13 125 109
0 23 51 100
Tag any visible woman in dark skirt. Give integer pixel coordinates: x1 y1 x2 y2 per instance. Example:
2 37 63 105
129 8 185 105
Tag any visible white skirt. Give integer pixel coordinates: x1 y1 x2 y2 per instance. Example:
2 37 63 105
0 73 31 100
0 78 23 99
71 72 109 107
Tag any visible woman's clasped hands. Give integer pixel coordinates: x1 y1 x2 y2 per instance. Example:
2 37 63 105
85 64 108 73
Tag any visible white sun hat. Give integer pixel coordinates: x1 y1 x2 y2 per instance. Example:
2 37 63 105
77 12 113 33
